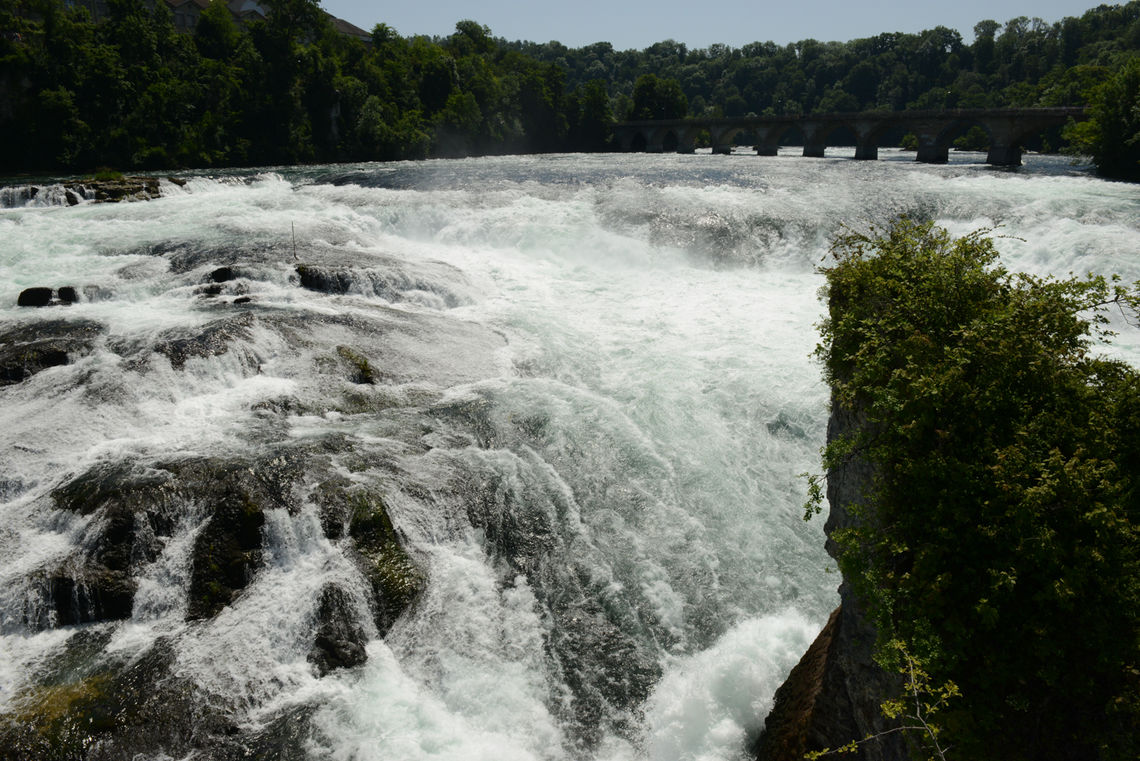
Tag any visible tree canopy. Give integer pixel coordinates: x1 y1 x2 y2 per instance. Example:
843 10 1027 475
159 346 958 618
1 0 1140 175
809 219 1140 760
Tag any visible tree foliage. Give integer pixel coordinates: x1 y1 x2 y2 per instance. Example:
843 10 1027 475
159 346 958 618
808 219 1140 760
2 0 1140 171
1065 55 1140 180
0 4 599 171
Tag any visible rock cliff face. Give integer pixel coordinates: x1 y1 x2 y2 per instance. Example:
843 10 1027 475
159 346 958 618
754 398 908 761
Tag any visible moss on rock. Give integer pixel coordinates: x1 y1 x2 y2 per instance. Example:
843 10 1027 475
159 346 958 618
346 493 423 633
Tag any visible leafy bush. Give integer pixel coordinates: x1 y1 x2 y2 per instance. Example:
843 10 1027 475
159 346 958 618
808 219 1140 761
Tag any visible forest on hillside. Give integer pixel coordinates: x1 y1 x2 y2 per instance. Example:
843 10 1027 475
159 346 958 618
1 0 1138 177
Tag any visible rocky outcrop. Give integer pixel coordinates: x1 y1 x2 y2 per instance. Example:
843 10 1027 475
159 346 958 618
0 638 242 761
0 319 105 385
343 493 424 634
7 446 425 758
31 450 424 633
308 584 369 675
16 286 87 307
152 313 255 370
755 398 907 761
295 260 471 308
69 177 162 203
16 287 52 307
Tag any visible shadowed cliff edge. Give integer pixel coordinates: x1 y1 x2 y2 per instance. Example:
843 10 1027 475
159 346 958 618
754 398 908 761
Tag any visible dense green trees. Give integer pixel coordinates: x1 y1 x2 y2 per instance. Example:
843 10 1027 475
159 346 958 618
1065 56 1140 180
0 3 592 170
2 0 1140 173
809 219 1140 760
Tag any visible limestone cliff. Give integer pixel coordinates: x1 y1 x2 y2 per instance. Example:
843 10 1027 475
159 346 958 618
754 398 908 761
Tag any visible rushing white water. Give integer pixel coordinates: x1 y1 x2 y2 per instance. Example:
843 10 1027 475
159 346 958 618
0 150 1138 760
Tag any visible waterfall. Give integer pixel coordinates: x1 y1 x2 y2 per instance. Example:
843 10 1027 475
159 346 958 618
0 151 1137 760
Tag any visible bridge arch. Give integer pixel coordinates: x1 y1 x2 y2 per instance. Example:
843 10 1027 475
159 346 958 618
613 108 1085 165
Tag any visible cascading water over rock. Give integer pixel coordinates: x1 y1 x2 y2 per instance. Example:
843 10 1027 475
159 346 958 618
0 151 1137 761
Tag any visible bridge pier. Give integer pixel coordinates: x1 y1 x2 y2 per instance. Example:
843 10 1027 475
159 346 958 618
752 126 784 157
982 119 1024 166
986 143 1022 166
916 140 948 164
613 108 1085 163
801 123 827 158
852 121 879 160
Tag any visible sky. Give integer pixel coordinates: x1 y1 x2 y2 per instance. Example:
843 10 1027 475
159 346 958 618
318 0 1108 50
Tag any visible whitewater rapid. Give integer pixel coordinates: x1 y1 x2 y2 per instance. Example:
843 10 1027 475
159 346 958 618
0 150 1138 761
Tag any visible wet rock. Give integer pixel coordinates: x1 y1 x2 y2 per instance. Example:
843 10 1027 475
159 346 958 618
308 584 369 675
57 286 78 304
33 464 176 627
236 703 321 761
153 313 254 370
209 266 236 283
16 287 52 307
295 261 469 308
43 455 302 624
44 568 137 625
295 264 354 294
345 493 424 633
65 177 161 203
755 398 906 761
181 462 280 621
0 319 105 385
233 296 252 305
335 345 376 384
0 638 240 761
551 599 662 750
65 189 81 206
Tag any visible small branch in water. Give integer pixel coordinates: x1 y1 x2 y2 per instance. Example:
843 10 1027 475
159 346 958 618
292 221 298 261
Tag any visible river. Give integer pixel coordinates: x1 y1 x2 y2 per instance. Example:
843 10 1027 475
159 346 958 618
0 149 1137 760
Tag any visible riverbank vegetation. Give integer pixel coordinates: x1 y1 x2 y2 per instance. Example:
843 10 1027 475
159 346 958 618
1 0 1138 176
808 219 1140 760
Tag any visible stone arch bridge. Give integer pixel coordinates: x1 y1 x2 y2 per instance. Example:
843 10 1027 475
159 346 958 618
614 107 1087 166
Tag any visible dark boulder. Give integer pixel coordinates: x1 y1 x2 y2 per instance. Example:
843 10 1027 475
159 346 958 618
0 638 241 761
153 313 254 370
345 493 423 634
0 319 105 385
57 286 78 303
44 568 137 626
294 262 468 307
295 264 353 295
209 267 236 283
16 287 52 307
33 464 176 628
308 584 369 675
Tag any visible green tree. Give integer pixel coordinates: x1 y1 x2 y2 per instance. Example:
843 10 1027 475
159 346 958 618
809 219 1140 761
628 73 687 120
1065 56 1140 181
567 79 614 151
